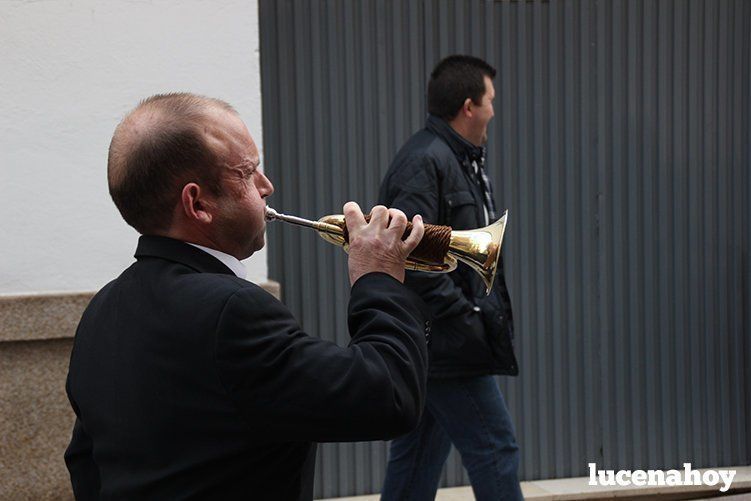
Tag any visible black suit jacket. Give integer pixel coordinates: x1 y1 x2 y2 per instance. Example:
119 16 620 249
65 236 429 500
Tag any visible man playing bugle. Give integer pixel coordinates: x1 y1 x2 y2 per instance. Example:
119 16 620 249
64 93 430 501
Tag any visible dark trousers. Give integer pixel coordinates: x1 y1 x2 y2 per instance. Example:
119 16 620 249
381 376 522 501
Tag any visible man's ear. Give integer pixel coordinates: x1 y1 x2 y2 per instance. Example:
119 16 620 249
180 183 213 224
462 97 473 117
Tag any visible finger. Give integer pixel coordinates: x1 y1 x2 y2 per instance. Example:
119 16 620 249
369 205 389 227
386 208 408 235
343 201 366 236
402 214 425 253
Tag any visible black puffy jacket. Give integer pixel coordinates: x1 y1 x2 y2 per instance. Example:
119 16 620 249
378 115 519 378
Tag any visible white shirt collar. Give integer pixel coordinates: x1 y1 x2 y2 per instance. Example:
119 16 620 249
186 243 247 279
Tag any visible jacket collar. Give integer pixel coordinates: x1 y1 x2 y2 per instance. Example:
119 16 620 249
134 235 236 276
425 114 485 163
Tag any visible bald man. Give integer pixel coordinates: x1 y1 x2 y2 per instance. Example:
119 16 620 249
64 93 429 501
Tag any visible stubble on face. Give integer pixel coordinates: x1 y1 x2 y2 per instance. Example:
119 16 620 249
479 76 495 145
203 110 268 259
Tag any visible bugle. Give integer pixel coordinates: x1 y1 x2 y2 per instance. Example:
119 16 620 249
264 206 507 295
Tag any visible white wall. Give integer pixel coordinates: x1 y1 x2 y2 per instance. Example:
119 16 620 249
1 0 267 294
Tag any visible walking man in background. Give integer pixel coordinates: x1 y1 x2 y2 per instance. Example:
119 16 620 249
378 55 522 501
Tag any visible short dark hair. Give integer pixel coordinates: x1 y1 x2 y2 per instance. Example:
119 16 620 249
427 55 496 120
107 93 236 234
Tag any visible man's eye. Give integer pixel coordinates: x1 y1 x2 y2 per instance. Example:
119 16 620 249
237 167 254 179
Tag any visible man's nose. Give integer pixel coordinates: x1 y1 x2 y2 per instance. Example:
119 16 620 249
259 172 274 197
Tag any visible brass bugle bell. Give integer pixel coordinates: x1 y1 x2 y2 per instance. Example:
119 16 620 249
265 206 508 295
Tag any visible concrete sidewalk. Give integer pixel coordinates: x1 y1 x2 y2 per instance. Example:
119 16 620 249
319 465 751 500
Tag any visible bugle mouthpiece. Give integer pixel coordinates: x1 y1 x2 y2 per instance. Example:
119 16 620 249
265 206 279 221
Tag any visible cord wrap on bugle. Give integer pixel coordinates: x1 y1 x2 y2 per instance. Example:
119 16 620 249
340 215 452 265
